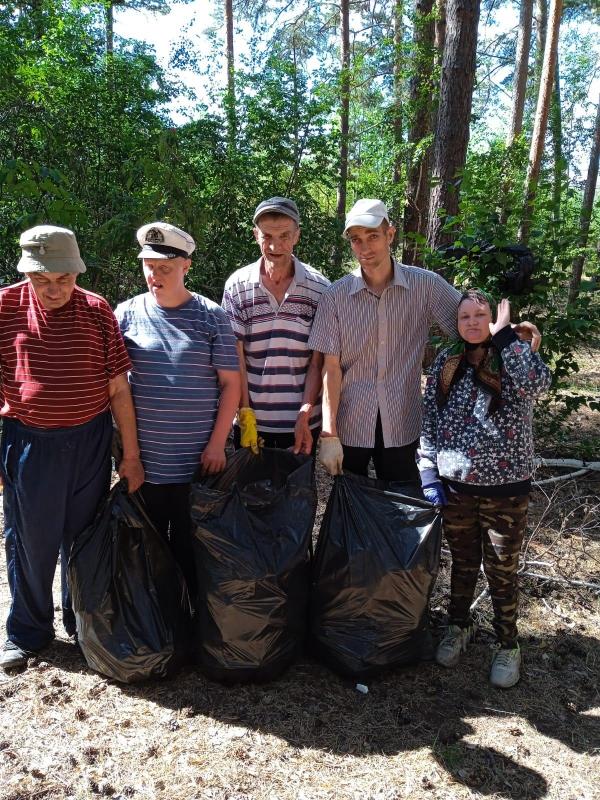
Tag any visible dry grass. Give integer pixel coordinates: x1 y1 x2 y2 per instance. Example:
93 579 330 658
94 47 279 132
535 346 600 461
1 353 599 800
1 465 598 800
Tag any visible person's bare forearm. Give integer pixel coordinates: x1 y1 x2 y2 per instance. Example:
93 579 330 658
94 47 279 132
321 355 342 437
108 373 144 492
236 340 250 408
208 372 241 449
108 374 140 459
298 351 323 416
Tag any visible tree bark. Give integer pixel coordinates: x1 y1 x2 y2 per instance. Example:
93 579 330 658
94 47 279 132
550 60 565 233
426 0 480 250
403 0 435 264
225 0 236 150
392 0 404 238
534 0 547 95
434 0 446 70
507 0 533 146
106 2 114 55
498 0 534 226
333 0 350 271
517 0 562 245
568 95 600 304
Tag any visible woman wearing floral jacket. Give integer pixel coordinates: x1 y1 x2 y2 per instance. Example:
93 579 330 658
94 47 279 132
417 290 551 688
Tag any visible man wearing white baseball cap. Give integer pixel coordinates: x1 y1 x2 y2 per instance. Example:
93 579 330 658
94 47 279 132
309 199 541 480
115 221 240 595
0 224 144 670
222 197 330 456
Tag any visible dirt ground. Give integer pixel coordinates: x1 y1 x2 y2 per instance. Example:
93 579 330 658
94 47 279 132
0 357 598 800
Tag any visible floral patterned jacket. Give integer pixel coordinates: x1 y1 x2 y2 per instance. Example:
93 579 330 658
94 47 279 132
418 326 552 491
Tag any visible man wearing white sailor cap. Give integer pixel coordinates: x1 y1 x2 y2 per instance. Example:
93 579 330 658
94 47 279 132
115 221 240 595
0 224 144 670
136 221 196 261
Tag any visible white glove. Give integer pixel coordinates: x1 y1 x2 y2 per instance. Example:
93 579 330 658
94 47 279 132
318 436 344 476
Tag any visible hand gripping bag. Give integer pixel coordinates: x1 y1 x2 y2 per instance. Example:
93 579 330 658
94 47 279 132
190 448 317 683
310 473 442 678
69 481 191 682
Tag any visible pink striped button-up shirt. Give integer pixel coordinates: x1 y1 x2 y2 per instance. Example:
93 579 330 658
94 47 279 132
308 260 461 448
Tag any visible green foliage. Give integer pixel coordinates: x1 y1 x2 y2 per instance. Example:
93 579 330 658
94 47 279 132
421 134 600 426
0 0 598 440
0 0 174 301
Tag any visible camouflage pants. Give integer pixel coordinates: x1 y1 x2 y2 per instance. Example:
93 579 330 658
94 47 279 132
442 491 529 648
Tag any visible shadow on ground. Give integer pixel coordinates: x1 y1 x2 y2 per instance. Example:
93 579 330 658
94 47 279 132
19 628 599 799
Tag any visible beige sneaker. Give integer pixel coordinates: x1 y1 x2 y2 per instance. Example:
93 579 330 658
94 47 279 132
490 644 521 688
435 623 476 668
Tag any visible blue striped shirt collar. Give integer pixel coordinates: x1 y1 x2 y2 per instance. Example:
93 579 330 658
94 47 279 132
249 256 308 286
349 258 409 295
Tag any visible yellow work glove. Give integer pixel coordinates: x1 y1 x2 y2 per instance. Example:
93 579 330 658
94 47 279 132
318 436 344 476
238 407 260 454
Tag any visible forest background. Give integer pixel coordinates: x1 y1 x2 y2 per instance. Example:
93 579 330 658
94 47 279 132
1 0 599 435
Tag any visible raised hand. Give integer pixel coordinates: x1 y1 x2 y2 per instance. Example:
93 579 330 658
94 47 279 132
489 298 511 337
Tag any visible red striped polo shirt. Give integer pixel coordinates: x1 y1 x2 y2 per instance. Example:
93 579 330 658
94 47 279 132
0 280 131 428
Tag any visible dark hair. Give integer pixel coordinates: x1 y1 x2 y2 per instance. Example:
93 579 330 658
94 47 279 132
458 288 494 309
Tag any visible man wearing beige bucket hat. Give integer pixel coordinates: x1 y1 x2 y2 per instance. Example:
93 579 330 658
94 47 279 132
0 224 144 670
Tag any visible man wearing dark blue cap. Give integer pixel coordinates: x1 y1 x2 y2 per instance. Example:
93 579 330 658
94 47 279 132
222 197 330 455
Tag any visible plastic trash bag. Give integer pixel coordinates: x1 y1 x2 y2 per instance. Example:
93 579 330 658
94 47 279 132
190 447 317 683
310 473 442 678
69 480 190 683
437 242 535 295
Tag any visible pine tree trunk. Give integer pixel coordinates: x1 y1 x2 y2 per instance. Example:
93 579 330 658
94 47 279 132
507 0 533 145
106 3 114 55
426 0 481 250
498 0 534 226
333 0 350 271
550 62 565 234
568 95 600 304
534 0 547 95
518 0 562 245
392 0 404 240
225 0 236 150
403 0 435 265
434 0 446 69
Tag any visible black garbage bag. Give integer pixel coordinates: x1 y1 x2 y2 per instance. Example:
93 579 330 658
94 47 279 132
437 242 536 295
69 481 190 683
310 473 442 678
190 447 317 683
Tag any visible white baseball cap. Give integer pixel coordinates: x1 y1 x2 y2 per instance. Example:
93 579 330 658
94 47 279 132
137 221 195 259
344 199 390 234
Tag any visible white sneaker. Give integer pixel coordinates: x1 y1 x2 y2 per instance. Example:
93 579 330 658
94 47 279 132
490 645 521 688
435 623 476 668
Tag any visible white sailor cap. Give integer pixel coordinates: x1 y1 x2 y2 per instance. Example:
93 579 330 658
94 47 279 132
136 221 195 260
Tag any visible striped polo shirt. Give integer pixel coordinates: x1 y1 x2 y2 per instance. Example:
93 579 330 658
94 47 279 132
308 260 461 448
0 280 131 428
222 257 330 434
115 292 239 484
